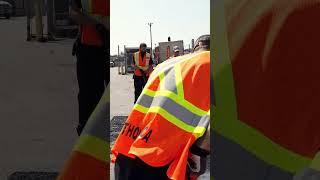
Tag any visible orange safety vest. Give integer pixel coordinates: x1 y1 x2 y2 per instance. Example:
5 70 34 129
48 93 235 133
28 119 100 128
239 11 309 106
112 51 210 180
57 88 109 180
213 0 320 179
134 51 151 76
80 0 109 46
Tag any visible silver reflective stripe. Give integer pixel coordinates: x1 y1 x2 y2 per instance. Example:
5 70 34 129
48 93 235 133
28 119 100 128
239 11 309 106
137 94 209 128
163 68 177 94
198 114 210 128
213 132 293 180
136 93 153 108
82 87 108 141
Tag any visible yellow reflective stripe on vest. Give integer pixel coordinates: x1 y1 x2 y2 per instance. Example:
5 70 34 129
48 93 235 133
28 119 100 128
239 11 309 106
311 152 320 171
74 84 109 163
74 134 108 163
174 64 184 98
213 1 311 173
142 89 207 117
159 72 166 90
134 52 139 66
134 104 206 138
137 94 209 128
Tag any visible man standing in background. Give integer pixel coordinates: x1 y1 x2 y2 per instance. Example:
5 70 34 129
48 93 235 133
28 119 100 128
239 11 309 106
69 0 108 135
132 43 153 103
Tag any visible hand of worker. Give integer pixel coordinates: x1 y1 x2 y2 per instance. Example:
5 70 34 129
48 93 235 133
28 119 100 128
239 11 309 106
293 168 320 180
187 153 207 178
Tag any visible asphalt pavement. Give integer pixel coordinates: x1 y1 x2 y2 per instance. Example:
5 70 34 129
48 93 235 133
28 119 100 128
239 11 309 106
0 17 78 179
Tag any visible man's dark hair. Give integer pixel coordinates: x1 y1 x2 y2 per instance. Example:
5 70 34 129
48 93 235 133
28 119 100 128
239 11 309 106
140 43 147 48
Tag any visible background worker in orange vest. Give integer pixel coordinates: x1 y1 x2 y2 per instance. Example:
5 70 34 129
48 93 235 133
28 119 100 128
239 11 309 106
69 0 108 135
132 43 153 103
112 35 211 180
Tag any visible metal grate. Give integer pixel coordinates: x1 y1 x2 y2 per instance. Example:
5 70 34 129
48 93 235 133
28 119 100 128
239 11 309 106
8 172 59 180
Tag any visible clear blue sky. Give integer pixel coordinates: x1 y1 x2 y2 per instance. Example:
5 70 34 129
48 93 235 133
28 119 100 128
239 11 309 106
110 0 210 55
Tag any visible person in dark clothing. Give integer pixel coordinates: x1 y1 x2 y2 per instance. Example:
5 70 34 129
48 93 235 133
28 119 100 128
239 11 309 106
114 154 169 180
69 0 108 135
132 43 153 103
134 75 147 104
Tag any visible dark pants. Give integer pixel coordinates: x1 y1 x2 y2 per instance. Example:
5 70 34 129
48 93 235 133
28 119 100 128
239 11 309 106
114 154 169 180
76 44 107 135
134 75 147 103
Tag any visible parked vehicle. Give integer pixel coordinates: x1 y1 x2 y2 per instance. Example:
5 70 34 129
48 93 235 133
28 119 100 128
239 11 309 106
0 1 13 19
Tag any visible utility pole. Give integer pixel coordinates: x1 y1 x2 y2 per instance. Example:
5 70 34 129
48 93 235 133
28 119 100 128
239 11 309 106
148 22 153 59
118 45 120 57
124 45 127 74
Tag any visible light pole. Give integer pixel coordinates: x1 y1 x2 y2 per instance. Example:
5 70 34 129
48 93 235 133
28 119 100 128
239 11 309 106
148 22 153 59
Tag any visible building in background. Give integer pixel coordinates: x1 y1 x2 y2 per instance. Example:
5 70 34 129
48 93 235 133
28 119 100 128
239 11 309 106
158 40 184 63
